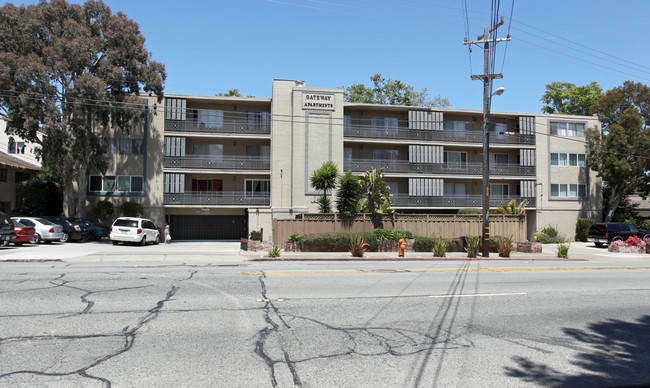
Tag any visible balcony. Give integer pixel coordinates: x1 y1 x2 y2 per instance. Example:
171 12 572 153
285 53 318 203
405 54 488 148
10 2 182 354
391 194 535 208
165 118 270 135
345 159 535 176
164 191 270 206
164 155 270 170
344 125 534 145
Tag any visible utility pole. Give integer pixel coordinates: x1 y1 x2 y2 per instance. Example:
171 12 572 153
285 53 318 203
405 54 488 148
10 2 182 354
464 16 510 257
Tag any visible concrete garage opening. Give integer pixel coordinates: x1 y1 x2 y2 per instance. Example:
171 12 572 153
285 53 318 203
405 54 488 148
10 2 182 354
168 215 247 241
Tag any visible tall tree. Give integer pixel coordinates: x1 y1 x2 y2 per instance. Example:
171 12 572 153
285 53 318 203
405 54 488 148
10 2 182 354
336 170 364 215
359 168 392 215
215 88 255 98
0 0 166 217
541 81 603 115
310 161 339 213
344 74 450 107
587 81 650 221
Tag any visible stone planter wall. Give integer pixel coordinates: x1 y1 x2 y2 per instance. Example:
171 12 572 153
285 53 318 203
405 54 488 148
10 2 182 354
608 245 646 254
247 240 275 252
514 242 542 253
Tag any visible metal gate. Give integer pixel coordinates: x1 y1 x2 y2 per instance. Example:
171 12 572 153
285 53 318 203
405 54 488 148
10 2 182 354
168 215 247 241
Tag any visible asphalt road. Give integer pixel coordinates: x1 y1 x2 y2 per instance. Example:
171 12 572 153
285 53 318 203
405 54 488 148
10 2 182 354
1 253 649 387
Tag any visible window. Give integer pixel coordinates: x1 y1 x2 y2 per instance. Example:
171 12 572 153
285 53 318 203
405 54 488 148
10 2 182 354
443 120 466 131
551 184 587 198
490 184 509 197
0 168 7 182
344 147 353 161
551 153 585 166
372 149 399 161
90 175 143 193
191 179 222 192
198 109 224 129
551 122 585 137
7 139 25 154
103 138 117 154
344 115 352 131
246 145 270 158
371 117 399 135
247 112 270 130
444 151 467 167
133 139 144 155
491 153 509 164
245 179 270 197
444 182 466 195
490 123 508 134
119 139 133 155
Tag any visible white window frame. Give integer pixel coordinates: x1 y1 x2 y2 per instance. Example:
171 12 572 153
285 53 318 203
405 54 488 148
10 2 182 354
245 179 270 198
551 184 587 198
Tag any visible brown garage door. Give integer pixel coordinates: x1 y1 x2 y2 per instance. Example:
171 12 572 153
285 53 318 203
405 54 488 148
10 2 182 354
168 215 247 241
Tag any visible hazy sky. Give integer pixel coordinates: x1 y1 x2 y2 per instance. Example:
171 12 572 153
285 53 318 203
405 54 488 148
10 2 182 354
12 0 650 113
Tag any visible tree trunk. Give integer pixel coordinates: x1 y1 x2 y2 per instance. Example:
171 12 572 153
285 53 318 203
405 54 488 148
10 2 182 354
605 190 624 222
62 162 87 218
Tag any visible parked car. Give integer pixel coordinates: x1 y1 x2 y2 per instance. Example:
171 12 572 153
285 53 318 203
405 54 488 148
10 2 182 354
11 217 64 244
69 218 109 241
110 217 160 246
0 211 17 244
40 216 86 242
2 220 37 246
587 222 650 247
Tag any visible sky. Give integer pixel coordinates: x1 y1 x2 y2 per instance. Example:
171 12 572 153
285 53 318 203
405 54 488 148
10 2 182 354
10 0 650 113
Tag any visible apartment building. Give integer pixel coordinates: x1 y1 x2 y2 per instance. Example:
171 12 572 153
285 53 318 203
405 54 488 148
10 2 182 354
0 121 40 212
85 79 601 240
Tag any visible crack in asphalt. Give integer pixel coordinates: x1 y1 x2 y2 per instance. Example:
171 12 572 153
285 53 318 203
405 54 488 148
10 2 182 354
0 271 180 388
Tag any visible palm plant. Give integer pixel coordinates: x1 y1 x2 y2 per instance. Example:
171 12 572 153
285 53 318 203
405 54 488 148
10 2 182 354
360 168 393 216
336 170 364 215
494 199 528 215
310 161 339 213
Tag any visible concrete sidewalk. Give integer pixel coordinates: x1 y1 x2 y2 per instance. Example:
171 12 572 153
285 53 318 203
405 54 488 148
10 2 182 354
0 240 647 263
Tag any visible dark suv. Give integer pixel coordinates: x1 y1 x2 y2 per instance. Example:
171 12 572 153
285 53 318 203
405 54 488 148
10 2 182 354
587 222 650 247
0 211 16 244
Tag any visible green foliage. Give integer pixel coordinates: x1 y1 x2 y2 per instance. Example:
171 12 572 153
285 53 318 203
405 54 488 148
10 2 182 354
92 200 114 225
464 235 481 258
534 226 566 244
349 234 369 257
413 236 436 251
360 168 393 216
491 235 514 258
288 233 301 242
336 170 364 215
433 238 448 258
637 219 650 232
588 81 650 221
16 178 62 216
575 218 596 242
0 1 166 217
493 199 528 215
373 228 413 241
458 208 482 215
266 245 282 258
119 202 143 218
344 74 451 108
310 161 339 213
556 242 570 259
215 88 255 98
540 81 603 115
249 230 262 241
298 230 412 251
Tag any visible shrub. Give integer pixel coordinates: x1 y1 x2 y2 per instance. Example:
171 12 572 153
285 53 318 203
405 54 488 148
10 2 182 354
298 230 411 251
492 235 514 258
575 218 596 242
373 229 413 241
249 230 262 241
465 235 480 258
266 245 282 258
119 201 143 217
534 225 565 244
413 236 436 251
638 219 650 232
93 200 114 225
458 208 482 215
17 178 63 216
433 238 448 257
556 242 570 259
349 234 369 257
288 233 301 242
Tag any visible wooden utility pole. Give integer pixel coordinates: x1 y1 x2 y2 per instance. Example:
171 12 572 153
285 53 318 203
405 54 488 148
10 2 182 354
464 16 510 257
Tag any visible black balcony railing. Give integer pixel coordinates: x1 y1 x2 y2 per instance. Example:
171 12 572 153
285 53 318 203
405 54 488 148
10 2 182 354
165 119 270 134
164 155 270 170
163 191 270 206
344 125 535 145
391 194 535 208
345 159 535 176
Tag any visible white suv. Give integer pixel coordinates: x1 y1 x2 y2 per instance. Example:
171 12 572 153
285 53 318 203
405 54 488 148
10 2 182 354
110 217 160 246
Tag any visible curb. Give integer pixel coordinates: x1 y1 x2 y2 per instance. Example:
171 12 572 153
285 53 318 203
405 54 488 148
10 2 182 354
248 257 587 262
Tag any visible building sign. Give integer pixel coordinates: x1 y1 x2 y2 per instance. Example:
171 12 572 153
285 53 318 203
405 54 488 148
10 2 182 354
302 93 335 111
200 208 210 215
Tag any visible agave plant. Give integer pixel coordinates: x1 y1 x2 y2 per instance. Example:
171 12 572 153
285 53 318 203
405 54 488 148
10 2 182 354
465 235 481 258
266 245 282 258
494 199 528 215
349 234 369 257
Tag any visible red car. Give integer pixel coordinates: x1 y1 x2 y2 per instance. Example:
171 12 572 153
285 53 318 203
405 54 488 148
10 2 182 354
2 220 37 246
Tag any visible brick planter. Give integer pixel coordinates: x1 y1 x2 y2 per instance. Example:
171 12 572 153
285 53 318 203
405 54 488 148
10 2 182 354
608 245 646 254
514 242 542 253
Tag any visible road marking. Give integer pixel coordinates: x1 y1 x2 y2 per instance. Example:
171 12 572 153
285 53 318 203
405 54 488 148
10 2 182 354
428 292 527 298
241 266 650 275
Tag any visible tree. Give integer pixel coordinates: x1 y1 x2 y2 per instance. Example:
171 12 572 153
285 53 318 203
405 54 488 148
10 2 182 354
344 74 450 107
359 168 393 216
17 178 63 216
215 88 255 98
310 161 339 213
541 82 603 115
587 81 650 221
336 170 364 215
0 0 166 218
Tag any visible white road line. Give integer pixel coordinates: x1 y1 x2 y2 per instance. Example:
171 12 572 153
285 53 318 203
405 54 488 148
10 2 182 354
428 292 527 298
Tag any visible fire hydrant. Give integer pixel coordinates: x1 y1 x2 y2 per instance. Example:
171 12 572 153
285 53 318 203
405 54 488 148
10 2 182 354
398 238 406 257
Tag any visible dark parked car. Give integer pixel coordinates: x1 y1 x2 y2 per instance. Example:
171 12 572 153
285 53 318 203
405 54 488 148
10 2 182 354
69 218 108 241
40 216 87 242
587 222 650 247
0 211 17 244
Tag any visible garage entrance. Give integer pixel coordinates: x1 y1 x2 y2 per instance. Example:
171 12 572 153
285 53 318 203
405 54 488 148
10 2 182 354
168 215 247 241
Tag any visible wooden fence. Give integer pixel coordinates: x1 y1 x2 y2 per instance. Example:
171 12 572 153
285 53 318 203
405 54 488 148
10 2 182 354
273 214 527 245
